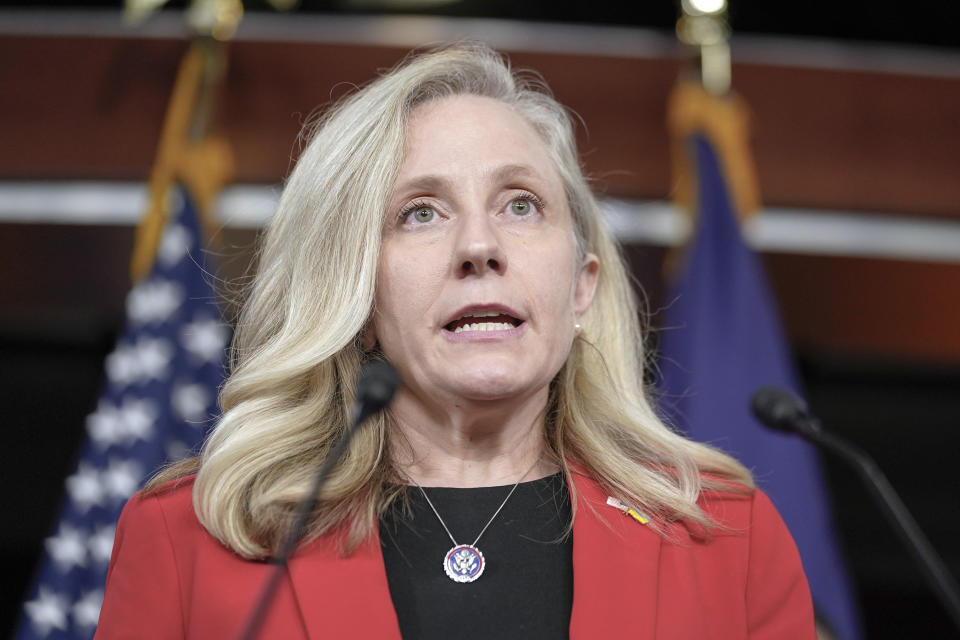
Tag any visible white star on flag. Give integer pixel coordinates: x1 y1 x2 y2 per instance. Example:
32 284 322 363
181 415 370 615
134 336 173 381
104 343 140 387
181 316 229 364
102 458 144 503
126 278 185 325
117 397 157 443
71 589 104 631
45 525 87 573
107 337 174 385
172 382 211 422
158 223 192 267
88 525 116 566
65 463 105 513
86 400 124 449
24 587 69 636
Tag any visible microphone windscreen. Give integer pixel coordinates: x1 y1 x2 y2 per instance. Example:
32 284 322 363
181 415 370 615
750 386 809 435
356 359 400 410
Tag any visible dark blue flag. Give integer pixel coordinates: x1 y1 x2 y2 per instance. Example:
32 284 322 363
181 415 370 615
658 135 862 639
15 188 228 639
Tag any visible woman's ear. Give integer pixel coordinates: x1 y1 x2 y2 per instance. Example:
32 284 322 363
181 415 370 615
573 252 600 316
361 320 378 351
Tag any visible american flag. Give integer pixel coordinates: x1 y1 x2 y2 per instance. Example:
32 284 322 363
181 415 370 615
14 187 229 639
657 133 862 639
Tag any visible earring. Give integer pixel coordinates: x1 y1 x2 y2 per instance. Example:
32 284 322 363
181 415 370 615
574 322 582 334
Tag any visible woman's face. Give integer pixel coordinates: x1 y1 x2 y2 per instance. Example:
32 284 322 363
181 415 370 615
372 95 598 407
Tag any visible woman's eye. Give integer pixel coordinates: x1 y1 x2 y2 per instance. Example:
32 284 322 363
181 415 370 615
507 194 543 217
510 198 533 216
403 205 436 224
413 206 434 222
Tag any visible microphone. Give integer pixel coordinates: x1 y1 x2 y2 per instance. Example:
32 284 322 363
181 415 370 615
750 386 822 439
750 386 960 633
238 359 400 640
352 359 402 426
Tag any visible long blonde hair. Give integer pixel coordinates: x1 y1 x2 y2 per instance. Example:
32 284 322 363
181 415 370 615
149 42 751 559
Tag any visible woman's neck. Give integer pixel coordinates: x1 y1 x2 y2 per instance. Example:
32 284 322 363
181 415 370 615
388 386 557 488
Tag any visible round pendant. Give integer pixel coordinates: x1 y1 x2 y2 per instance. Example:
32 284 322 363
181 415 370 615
443 544 485 583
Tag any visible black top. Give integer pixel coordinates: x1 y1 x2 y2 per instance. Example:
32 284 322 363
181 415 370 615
379 472 573 640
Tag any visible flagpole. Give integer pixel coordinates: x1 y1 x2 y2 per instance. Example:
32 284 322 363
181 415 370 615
670 0 759 229
676 0 731 96
661 4 865 639
129 29 233 282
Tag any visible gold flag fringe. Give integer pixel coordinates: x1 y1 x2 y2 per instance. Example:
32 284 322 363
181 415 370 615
667 81 760 227
129 40 234 283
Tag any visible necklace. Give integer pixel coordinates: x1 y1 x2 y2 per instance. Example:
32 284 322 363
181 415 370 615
416 459 540 583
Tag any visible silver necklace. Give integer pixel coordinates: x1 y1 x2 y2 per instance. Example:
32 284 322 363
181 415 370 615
416 459 539 583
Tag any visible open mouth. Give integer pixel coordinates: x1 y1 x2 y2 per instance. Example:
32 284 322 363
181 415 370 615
444 310 524 334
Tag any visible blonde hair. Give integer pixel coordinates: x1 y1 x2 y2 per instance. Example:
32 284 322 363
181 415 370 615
149 42 752 558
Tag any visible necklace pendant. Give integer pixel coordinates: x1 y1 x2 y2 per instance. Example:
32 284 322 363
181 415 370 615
443 544 485 583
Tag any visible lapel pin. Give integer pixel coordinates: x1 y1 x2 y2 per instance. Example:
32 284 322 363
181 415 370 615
606 496 650 525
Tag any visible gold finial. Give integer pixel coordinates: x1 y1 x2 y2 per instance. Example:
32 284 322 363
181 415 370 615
186 0 244 41
676 0 731 95
125 0 294 40
124 0 169 25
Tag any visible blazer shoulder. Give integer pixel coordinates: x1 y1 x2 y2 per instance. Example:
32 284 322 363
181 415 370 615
696 479 763 532
97 478 197 638
704 484 785 518
140 473 196 502
119 474 201 540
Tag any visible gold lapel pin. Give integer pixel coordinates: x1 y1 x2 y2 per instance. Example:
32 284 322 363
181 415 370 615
606 497 650 525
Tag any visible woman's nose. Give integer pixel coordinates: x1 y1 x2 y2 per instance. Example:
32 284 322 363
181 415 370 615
453 210 507 278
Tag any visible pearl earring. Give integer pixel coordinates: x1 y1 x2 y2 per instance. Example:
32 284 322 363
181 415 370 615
574 322 582 333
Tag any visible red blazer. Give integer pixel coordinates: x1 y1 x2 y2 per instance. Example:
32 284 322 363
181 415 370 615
96 472 815 639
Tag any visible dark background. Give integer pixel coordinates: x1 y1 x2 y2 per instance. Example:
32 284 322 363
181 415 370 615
2 1 959 638
3 0 958 47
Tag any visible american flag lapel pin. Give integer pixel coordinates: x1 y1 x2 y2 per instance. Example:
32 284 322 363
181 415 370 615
606 496 650 525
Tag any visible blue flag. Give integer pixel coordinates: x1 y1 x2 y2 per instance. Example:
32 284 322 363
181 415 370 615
15 188 228 639
658 135 862 639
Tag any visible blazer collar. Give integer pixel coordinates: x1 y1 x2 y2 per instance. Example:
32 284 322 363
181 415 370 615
569 469 662 639
285 469 661 639
287 531 403 639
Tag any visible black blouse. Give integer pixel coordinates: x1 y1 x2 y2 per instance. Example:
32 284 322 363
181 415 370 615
380 472 573 639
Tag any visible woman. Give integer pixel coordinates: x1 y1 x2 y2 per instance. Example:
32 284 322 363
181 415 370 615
96 43 815 639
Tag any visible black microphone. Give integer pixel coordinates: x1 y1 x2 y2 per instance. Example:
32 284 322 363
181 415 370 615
352 359 402 426
238 359 400 640
750 386 960 633
750 386 822 439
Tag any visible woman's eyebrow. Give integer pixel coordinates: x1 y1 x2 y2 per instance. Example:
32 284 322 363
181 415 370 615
394 164 545 196
389 176 450 206
486 163 543 185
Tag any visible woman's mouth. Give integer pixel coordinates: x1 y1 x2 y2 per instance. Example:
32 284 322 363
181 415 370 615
443 309 524 334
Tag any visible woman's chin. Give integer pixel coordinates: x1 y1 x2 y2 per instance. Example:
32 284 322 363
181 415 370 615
440 370 541 403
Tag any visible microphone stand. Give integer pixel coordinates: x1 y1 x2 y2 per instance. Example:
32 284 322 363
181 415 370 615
753 388 960 632
237 361 398 640
812 427 960 632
